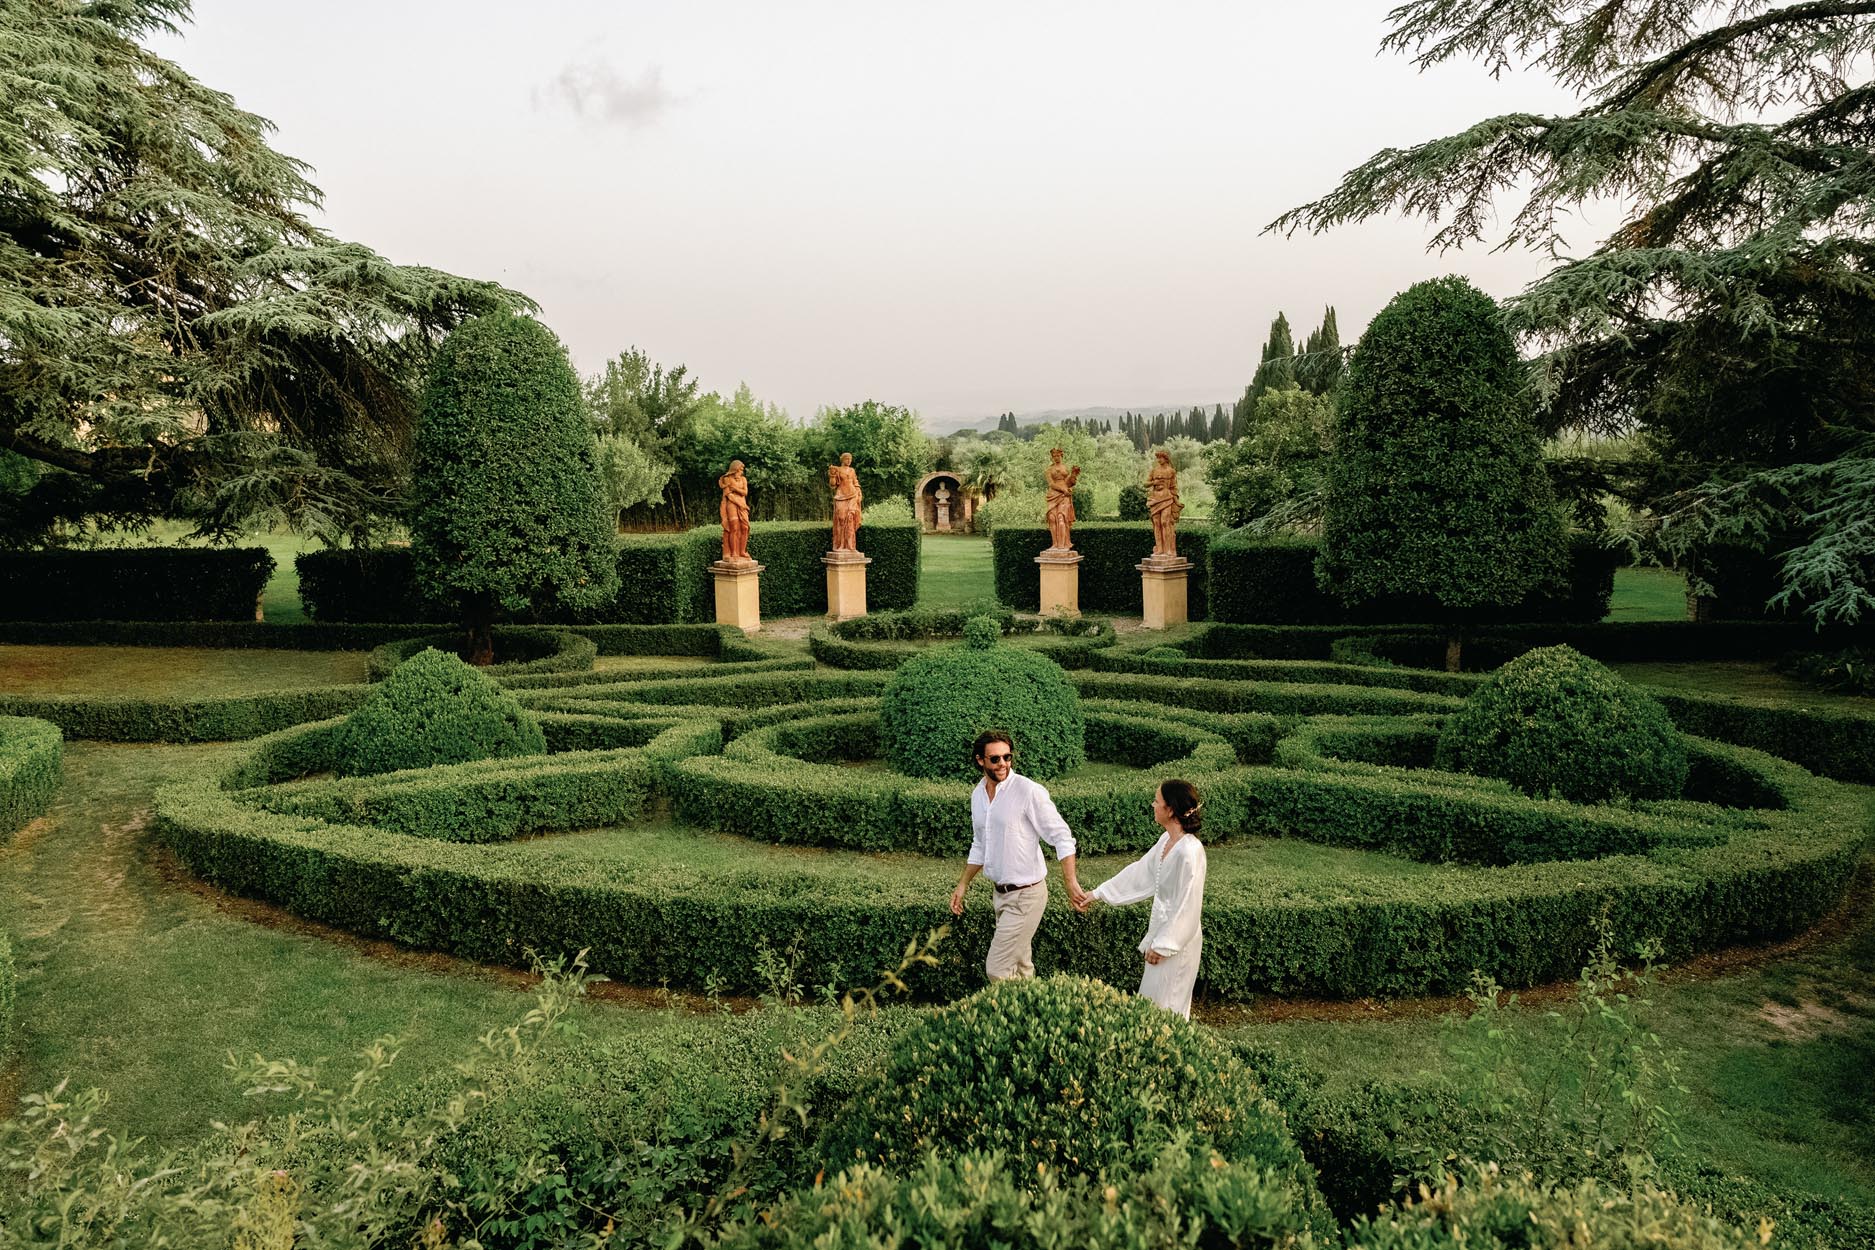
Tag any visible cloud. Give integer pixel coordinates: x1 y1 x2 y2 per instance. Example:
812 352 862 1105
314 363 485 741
535 61 678 128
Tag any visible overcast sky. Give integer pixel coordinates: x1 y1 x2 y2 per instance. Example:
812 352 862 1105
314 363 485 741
154 1 1599 429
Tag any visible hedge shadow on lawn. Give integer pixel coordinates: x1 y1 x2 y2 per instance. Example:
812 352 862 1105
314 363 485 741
154 662 1873 1002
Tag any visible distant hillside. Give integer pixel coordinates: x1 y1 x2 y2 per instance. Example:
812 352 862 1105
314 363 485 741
926 403 1226 437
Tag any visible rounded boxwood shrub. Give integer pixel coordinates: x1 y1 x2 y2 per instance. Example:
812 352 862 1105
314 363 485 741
820 976 1310 1181
1436 644 1688 804
333 648 547 778
879 626 1085 781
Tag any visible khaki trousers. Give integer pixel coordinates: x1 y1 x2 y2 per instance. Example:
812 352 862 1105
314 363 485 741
985 880 1048 980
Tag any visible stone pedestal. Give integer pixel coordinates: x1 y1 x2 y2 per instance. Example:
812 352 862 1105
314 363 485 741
936 502 951 531
710 558 765 633
1034 548 1082 617
823 550 871 620
1136 555 1194 629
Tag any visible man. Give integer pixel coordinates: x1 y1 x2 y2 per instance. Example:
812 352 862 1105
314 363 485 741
949 729 1086 980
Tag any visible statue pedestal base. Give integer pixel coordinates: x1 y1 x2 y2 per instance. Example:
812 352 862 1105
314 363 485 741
710 558 765 633
1136 555 1194 629
1035 548 1082 617
823 550 871 620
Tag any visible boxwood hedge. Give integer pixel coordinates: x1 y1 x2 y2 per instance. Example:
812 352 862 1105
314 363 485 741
295 519 921 624
675 706 1238 855
1 715 63 841
992 522 1214 616
0 548 274 621
153 662 1870 1001
0 624 782 743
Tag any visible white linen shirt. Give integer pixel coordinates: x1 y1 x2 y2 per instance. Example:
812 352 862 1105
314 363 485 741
967 771 1077 887
1090 832 1206 957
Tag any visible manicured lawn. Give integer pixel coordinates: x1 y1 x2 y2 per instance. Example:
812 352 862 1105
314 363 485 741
0 645 367 697
917 535 994 608
1607 565 1689 621
1617 660 1875 711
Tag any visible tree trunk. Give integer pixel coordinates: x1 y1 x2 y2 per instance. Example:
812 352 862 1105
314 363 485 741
1444 633 1463 673
463 596 496 667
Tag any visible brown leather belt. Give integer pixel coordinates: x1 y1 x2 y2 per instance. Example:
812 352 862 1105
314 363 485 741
994 879 1041 894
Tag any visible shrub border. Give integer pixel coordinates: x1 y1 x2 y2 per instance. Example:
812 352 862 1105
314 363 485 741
809 620 1118 671
1 715 64 842
153 676 1872 1000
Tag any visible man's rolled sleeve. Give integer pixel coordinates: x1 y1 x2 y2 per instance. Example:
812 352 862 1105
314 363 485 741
1029 785 1077 861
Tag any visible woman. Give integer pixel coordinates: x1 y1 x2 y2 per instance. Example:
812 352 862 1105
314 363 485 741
1079 779 1208 1018
1144 450 1182 559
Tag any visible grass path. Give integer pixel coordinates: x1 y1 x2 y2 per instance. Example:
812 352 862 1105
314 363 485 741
916 535 994 607
0 743 699 1141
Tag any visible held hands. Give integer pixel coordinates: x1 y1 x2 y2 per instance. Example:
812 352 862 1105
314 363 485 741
1068 881 1095 913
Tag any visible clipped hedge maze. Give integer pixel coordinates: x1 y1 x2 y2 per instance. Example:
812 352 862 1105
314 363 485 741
154 631 1873 1003
1 715 63 842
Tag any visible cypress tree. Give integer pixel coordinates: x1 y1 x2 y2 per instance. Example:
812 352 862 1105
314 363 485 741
412 312 618 665
1297 306 1344 395
1210 405 1230 442
1318 277 1566 670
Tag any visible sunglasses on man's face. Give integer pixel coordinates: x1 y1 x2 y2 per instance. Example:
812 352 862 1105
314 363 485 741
983 752 1013 764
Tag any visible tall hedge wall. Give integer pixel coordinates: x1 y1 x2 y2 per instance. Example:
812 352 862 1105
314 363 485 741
1207 530 1620 625
298 520 920 624
0 549 274 621
992 523 1212 617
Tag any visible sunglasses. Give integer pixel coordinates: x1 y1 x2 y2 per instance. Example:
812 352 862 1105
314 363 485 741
983 752 1013 763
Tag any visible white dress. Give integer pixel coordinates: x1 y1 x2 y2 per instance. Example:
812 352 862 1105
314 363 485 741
1091 831 1207 1018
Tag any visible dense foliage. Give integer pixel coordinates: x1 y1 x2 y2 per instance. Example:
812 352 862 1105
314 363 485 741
298 516 921 625
1208 531 1619 626
993 523 1214 617
820 977 1314 1184
1274 1 1875 627
1437 646 1688 804
879 632 1086 781
411 312 618 661
1207 385 1334 530
1319 277 1568 636
0 715 63 841
0 548 274 622
332 649 546 778
0 0 524 544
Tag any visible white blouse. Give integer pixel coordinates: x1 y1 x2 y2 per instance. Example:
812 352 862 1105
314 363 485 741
1091 832 1207 957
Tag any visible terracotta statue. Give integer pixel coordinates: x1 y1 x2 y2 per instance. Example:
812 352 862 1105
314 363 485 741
1043 447 1082 551
718 459 751 562
1145 449 1182 559
828 452 863 552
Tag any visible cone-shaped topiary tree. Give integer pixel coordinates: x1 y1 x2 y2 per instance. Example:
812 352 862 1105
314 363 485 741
1318 276 1566 669
412 312 618 665
332 648 547 778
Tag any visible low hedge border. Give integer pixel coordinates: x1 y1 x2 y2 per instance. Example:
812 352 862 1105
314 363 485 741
0 624 783 743
1266 716 1765 866
1124 626 1875 785
808 621 1118 671
674 706 1240 856
365 628 600 681
1 715 63 841
153 699 1870 1000
239 714 722 843
1187 620 1835 664
1072 670 1462 718
1089 643 1476 695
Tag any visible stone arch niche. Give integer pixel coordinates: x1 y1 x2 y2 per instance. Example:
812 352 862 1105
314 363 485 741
914 471 972 533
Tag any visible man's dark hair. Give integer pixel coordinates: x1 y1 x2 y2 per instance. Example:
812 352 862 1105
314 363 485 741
973 729 1014 760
